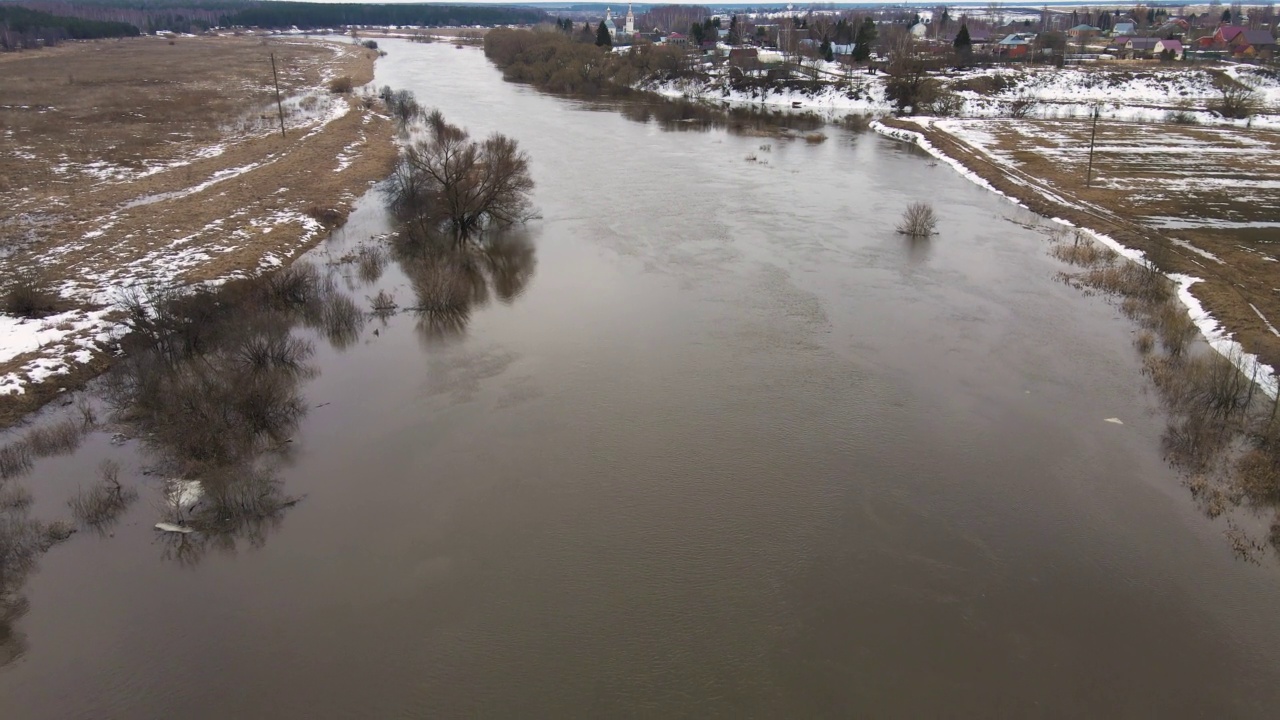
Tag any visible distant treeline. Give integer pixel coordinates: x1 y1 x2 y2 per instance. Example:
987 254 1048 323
0 6 139 49
485 27 691 96
1 1 548 34
228 3 548 30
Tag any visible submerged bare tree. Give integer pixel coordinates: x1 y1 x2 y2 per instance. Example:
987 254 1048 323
897 202 938 237
389 109 534 243
101 263 371 562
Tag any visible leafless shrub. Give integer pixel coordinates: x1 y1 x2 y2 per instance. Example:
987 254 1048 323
69 460 137 530
75 398 97 430
319 294 364 349
356 245 387 284
1210 80 1259 119
328 75 354 94
2 273 60 319
1134 331 1155 355
104 267 350 479
1050 230 1116 267
381 87 422 127
24 418 87 458
1072 262 1171 305
1150 299 1197 358
1166 105 1198 125
926 92 965 117
232 329 313 376
260 264 326 311
187 464 298 542
1225 520 1268 562
1235 445 1280 508
369 289 397 315
0 444 32 480
1148 351 1253 421
406 254 475 341
1007 96 1038 119
306 205 348 228
896 202 937 237
0 484 31 512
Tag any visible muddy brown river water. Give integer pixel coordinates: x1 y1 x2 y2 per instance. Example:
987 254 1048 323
3 40 1280 718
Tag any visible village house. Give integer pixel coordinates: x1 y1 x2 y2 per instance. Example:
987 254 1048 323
1155 38 1183 59
963 28 994 47
727 47 759 69
1212 25 1247 45
995 32 1036 59
1124 37 1161 59
1154 19 1189 37
1231 29 1277 58
1112 21 1137 36
1105 35 1132 54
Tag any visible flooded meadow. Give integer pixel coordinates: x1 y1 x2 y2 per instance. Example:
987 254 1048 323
3 40 1280 717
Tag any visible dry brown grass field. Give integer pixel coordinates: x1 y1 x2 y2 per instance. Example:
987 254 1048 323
0 35 397 427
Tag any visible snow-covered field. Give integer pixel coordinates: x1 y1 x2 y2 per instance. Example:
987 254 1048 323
1 96 376 401
651 63 1280 128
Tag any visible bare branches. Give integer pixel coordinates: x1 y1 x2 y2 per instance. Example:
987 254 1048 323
386 109 534 243
896 202 938 237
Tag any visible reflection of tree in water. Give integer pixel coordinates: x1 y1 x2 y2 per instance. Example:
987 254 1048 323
1150 351 1280 561
106 264 364 564
376 102 538 340
1050 227 1280 561
0 496 62 667
393 228 536 344
1 414 93 667
617 96 825 135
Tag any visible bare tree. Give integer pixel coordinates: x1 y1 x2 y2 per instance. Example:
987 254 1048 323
897 202 938 237
1212 81 1259 119
394 111 535 243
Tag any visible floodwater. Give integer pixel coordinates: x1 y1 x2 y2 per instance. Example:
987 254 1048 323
4 39 1280 717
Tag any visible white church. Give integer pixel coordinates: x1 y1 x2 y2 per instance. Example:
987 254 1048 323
603 4 636 41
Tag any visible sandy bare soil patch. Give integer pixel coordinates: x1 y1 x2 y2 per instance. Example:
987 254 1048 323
885 117 1280 375
0 35 396 426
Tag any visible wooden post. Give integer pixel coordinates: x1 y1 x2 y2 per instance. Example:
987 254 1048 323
270 52 286 139
1085 103 1100 188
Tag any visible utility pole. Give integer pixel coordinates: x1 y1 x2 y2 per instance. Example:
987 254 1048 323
270 52 286 139
1085 103 1100 188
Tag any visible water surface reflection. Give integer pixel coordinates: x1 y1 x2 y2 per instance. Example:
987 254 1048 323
395 229 536 344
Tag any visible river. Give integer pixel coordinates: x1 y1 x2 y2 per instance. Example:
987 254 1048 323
3 39 1280 718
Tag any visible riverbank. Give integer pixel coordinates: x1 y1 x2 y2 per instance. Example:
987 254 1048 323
873 115 1280 398
647 63 1280 128
0 36 398 427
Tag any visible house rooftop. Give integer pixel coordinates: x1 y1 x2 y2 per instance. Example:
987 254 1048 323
997 33 1036 45
1240 29 1277 45
1218 25 1246 41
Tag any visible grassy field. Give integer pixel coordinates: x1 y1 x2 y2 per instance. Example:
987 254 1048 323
892 117 1280 372
0 35 397 426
